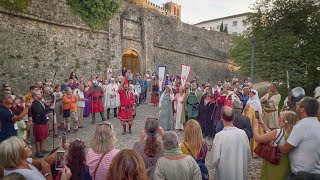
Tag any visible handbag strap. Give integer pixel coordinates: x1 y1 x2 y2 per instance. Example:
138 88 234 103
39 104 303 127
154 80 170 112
93 152 107 180
275 129 284 145
183 143 196 159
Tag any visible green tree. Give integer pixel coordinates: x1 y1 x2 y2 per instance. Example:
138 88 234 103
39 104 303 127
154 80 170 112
220 22 224 32
230 0 320 94
224 26 228 34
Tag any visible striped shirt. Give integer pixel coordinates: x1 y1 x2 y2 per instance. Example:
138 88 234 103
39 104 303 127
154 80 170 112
86 148 120 180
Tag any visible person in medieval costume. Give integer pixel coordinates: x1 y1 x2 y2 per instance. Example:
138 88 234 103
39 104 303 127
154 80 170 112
86 80 105 124
151 78 160 106
118 78 135 135
106 78 120 119
174 86 186 130
185 81 202 121
260 83 281 129
159 86 175 130
198 85 216 138
243 89 263 158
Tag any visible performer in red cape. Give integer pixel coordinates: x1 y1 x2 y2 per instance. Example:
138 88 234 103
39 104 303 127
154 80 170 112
118 78 135 135
86 80 105 124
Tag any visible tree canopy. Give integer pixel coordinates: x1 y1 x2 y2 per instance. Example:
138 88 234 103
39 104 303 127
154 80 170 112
230 0 320 94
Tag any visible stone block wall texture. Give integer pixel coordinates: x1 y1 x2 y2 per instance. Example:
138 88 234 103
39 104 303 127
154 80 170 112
0 0 232 93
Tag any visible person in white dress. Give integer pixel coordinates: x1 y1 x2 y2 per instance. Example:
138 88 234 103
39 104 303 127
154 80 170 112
106 78 120 119
174 86 186 130
209 106 251 180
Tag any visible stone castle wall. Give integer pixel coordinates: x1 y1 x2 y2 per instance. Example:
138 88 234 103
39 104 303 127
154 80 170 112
0 0 232 93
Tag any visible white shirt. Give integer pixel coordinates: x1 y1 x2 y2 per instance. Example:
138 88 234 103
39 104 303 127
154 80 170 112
73 88 85 107
287 117 320 174
210 127 251 180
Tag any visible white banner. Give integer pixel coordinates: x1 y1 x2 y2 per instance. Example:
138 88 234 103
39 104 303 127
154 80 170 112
181 64 192 87
158 66 166 92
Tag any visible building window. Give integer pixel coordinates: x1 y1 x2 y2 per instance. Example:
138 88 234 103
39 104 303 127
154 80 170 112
177 9 179 16
233 21 238 26
232 32 237 35
225 24 228 28
217 25 220 29
174 7 176 15
202 27 206 29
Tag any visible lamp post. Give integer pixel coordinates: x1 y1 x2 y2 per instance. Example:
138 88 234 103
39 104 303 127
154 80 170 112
250 36 256 83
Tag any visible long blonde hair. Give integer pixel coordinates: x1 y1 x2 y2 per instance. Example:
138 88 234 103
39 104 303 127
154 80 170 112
90 121 117 153
183 120 203 156
280 111 298 136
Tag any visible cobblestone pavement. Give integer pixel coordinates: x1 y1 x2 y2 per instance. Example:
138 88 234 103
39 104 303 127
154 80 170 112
40 92 262 180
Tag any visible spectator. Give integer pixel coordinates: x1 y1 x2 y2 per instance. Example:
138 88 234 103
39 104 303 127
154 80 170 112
73 84 85 128
254 111 298 180
216 100 253 139
180 119 208 162
69 72 78 80
209 106 251 180
106 149 148 180
0 136 57 180
279 97 320 179
0 91 31 143
133 119 164 178
154 131 201 180
86 121 119 180
11 97 31 140
24 86 38 102
53 85 63 130
30 89 52 158
61 79 69 93
56 139 91 180
3 172 26 180
62 87 79 133
121 67 127 77
43 86 57 137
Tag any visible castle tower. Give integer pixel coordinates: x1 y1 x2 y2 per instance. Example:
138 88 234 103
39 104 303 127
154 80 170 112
163 1 181 20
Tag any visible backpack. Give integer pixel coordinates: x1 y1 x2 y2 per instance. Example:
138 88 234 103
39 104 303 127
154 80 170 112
183 143 209 180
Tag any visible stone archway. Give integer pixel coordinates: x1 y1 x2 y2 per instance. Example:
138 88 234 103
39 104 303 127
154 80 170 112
122 50 140 75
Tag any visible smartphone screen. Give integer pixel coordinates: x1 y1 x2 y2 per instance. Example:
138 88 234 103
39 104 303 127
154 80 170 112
255 111 260 120
55 150 65 170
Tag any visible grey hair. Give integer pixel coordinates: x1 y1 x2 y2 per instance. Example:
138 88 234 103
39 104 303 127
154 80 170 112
271 82 279 89
233 99 243 110
163 131 179 150
0 90 11 103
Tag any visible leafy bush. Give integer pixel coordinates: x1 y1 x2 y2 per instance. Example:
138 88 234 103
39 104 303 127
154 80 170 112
0 0 32 12
67 0 120 30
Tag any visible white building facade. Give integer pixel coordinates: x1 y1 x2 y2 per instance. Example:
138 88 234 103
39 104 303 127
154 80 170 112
195 13 251 36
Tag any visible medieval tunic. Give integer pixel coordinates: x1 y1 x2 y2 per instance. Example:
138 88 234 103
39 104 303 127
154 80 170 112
174 93 186 130
159 91 174 130
185 89 202 120
86 86 104 113
118 90 134 126
105 83 120 109
198 95 215 138
151 84 160 104
260 92 281 129
210 127 251 180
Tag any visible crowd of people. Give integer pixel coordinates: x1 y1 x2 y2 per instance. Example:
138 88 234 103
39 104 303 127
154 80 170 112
1 67 320 180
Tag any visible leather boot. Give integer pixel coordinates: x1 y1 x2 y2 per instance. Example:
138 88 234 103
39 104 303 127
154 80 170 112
129 126 132 134
114 108 117 117
122 126 126 135
107 108 110 119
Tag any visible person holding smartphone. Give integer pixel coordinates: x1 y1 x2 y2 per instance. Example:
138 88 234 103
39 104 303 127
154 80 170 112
0 136 72 180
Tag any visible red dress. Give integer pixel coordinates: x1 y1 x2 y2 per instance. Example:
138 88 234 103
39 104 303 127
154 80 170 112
86 88 104 113
118 90 134 121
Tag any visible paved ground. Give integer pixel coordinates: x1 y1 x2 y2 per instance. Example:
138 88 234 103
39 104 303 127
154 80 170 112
39 90 264 180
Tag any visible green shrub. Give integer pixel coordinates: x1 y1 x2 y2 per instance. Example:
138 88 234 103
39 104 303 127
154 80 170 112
67 0 120 30
0 0 32 12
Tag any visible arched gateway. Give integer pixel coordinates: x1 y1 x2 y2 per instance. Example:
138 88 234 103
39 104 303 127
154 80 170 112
122 50 140 75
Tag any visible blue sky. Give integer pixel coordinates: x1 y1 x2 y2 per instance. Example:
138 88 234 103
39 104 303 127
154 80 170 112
152 0 255 24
